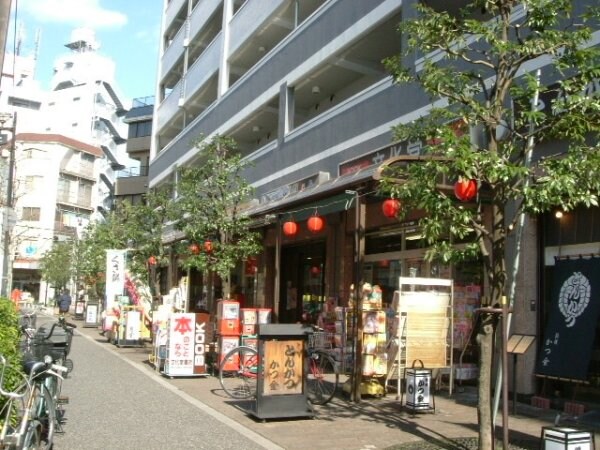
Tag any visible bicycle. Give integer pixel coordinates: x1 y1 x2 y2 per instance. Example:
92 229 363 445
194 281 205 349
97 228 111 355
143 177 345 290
0 354 68 450
306 330 339 405
218 328 339 405
26 318 77 434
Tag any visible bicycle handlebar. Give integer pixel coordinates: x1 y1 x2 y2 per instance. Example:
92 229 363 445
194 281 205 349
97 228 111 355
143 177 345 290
40 320 76 341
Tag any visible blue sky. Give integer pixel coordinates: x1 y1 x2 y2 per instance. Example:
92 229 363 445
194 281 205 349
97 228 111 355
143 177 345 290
7 0 163 101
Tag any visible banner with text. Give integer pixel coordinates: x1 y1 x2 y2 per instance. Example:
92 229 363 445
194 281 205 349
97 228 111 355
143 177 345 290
105 249 126 313
536 257 600 380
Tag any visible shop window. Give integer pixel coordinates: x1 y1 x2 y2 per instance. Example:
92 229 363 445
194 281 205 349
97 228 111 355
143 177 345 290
365 231 403 254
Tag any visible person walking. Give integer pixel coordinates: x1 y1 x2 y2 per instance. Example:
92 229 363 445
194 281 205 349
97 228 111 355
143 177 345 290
58 288 72 319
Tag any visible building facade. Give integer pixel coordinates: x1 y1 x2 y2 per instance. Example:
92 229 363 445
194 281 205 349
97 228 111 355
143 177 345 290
0 27 133 301
150 0 600 403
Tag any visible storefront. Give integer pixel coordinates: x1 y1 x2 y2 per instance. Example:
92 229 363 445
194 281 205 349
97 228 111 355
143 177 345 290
536 206 600 406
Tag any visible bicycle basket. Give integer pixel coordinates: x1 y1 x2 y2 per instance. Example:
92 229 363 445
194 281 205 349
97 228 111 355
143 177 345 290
31 327 72 361
308 331 333 350
29 339 67 362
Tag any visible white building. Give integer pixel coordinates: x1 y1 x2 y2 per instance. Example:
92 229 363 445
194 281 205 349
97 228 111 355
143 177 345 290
0 27 134 302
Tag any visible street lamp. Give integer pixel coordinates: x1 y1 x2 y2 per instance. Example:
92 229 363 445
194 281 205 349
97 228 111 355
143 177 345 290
0 111 17 298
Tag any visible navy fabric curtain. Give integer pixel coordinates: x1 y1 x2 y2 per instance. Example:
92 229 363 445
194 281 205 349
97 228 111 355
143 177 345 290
536 257 600 381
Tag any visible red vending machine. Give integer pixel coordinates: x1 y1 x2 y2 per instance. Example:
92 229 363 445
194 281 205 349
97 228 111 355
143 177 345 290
217 300 241 371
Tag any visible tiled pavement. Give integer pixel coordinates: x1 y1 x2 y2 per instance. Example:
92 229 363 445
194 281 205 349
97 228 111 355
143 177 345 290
68 314 596 450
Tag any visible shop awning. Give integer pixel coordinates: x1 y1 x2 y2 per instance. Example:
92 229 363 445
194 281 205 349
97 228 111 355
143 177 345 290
246 166 376 221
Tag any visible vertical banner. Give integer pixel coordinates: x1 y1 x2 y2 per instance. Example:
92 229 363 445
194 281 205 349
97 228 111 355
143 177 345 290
105 249 126 312
536 257 600 380
104 249 126 331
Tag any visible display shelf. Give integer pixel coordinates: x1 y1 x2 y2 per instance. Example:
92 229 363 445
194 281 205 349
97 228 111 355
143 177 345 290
385 277 454 396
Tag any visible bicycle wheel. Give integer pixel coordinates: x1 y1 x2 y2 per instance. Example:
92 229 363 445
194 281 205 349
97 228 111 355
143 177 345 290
219 346 259 399
306 351 338 405
23 382 55 450
0 385 26 444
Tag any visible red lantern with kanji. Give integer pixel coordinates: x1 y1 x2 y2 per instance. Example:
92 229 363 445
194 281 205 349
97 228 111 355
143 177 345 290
382 198 401 218
189 243 200 255
454 178 477 202
283 221 298 236
307 215 325 233
148 256 157 266
204 240 213 253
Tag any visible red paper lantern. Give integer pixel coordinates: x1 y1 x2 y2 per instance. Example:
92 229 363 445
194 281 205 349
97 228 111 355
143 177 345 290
382 198 401 218
307 215 325 233
454 178 477 202
189 243 200 255
204 240 213 253
310 266 321 276
282 221 298 236
148 256 157 266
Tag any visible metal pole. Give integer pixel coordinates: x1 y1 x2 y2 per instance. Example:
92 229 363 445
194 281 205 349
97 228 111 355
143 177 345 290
1 112 16 298
502 296 509 449
493 69 540 426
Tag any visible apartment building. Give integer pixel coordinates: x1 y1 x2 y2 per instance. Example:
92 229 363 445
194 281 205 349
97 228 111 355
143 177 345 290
151 0 600 402
115 95 154 206
0 28 133 301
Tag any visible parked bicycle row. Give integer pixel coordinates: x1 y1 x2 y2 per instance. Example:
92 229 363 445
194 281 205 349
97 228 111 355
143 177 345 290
0 306 76 450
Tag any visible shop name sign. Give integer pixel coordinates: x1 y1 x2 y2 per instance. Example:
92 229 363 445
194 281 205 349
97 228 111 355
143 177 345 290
339 141 423 176
194 313 209 375
194 322 205 368
259 172 329 204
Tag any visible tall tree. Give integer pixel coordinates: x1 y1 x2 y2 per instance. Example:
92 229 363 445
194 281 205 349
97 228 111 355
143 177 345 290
174 135 261 313
39 241 76 300
379 1 600 447
76 211 128 300
115 186 175 301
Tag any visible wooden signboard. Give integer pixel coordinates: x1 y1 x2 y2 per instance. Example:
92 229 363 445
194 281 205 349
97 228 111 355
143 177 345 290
263 340 303 396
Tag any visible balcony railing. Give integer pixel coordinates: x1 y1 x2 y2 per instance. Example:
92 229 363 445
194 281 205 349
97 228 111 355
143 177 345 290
117 166 149 178
56 192 93 208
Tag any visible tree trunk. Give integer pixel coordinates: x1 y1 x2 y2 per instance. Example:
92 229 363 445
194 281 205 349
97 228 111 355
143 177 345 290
477 314 496 449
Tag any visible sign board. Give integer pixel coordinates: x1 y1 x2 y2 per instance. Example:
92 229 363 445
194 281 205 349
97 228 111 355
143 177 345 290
263 340 303 396
84 303 100 327
164 313 210 377
507 334 535 355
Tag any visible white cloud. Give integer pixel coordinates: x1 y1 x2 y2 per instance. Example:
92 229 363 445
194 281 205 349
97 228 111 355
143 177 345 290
19 0 127 29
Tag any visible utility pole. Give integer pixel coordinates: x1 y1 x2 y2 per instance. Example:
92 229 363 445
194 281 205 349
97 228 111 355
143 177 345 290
1 111 17 298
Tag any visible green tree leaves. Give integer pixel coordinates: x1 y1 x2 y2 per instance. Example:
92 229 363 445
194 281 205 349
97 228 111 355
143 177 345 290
173 135 261 283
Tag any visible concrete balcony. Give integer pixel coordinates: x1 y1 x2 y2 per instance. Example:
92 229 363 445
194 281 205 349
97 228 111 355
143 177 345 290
115 174 148 197
161 22 187 81
165 0 186 32
228 0 285 55
156 79 184 132
189 0 221 41
56 192 93 210
184 33 222 103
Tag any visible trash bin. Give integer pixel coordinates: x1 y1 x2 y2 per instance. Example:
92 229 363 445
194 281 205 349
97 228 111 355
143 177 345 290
246 323 313 420
404 359 435 413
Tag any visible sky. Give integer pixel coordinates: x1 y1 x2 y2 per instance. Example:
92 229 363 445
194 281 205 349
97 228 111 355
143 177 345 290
7 0 164 101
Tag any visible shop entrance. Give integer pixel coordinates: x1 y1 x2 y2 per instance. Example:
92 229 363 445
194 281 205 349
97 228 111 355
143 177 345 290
279 241 326 324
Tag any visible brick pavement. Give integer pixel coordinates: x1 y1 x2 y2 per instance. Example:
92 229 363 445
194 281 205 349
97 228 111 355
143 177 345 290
70 317 594 450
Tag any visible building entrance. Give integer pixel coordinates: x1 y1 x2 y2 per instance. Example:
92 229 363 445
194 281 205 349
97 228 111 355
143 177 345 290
279 241 325 324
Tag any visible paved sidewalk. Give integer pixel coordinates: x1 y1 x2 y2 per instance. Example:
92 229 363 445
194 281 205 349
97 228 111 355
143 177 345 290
71 319 591 450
